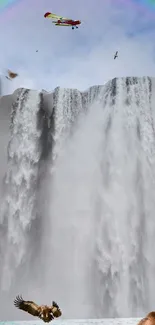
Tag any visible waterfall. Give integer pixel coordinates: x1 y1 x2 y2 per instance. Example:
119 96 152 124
0 89 48 295
1 77 155 320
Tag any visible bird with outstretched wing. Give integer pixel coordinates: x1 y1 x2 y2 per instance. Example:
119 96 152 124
14 295 61 323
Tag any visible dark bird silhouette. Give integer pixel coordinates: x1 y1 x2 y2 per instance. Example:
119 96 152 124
114 51 118 59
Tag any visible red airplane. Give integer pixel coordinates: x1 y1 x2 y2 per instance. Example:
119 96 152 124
44 12 81 29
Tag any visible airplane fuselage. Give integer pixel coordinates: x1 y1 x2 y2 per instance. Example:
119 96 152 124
57 19 81 26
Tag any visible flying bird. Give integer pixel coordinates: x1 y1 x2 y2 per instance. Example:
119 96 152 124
114 51 118 59
5 69 18 80
14 295 62 323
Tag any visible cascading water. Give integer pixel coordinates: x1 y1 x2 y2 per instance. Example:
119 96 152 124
0 89 47 296
1 77 155 320
93 77 155 318
46 100 104 318
51 87 83 162
44 77 155 318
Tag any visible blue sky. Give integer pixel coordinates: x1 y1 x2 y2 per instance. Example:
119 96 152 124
1 0 155 94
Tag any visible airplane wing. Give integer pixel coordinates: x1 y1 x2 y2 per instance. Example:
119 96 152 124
55 23 71 26
44 12 71 20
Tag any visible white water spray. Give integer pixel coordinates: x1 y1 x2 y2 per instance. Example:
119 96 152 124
0 89 42 291
1 78 155 320
44 77 155 318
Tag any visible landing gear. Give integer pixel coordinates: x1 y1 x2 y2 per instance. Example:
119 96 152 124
72 26 74 29
72 26 78 29
76 26 78 28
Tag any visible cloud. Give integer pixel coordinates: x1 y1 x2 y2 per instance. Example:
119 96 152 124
0 0 155 94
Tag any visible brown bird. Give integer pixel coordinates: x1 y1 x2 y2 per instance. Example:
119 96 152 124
14 295 62 323
8 70 18 79
137 312 155 325
5 69 18 81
